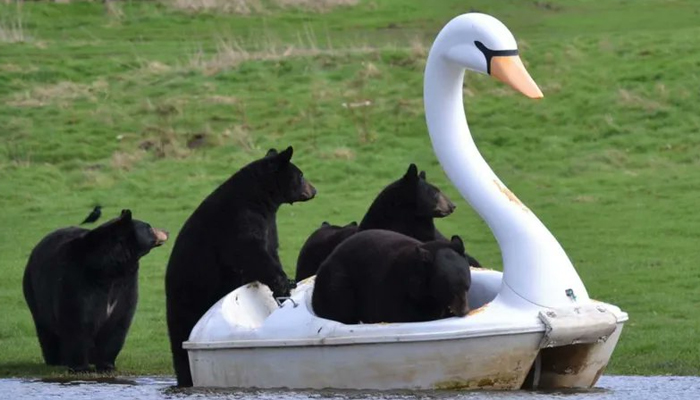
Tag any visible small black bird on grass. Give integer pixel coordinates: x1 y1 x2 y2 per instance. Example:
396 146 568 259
80 205 102 225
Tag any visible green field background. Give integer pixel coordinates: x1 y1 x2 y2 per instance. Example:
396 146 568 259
0 0 698 377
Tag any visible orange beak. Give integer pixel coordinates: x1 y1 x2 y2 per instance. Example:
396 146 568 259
490 55 543 99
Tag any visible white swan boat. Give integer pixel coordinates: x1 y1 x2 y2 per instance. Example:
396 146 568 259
183 12 628 390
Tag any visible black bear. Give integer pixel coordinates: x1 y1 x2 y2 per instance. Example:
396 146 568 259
165 146 316 387
359 164 456 242
22 209 168 372
293 163 461 282
361 164 483 269
312 229 472 324
295 221 359 282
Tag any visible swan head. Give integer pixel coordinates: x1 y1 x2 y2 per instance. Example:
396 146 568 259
436 13 543 99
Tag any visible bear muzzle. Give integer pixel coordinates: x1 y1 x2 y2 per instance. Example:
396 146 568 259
449 295 469 317
434 193 456 217
299 180 317 201
152 228 169 247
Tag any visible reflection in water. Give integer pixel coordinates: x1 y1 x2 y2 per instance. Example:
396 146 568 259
6 376 700 400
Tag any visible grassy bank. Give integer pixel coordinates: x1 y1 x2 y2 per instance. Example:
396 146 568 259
1 0 699 378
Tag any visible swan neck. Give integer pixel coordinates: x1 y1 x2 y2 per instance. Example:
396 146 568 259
423 40 589 308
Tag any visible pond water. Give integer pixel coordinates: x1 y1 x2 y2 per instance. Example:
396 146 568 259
6 375 700 400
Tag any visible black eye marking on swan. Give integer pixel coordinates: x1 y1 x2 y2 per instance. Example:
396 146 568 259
474 41 519 75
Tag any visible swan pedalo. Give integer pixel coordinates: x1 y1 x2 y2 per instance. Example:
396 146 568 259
183 12 629 391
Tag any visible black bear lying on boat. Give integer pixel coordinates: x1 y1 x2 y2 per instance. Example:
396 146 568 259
312 229 472 324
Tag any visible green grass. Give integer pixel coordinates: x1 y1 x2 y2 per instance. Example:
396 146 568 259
1 0 699 378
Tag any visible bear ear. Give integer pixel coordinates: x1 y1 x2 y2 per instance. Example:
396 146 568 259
450 235 465 255
419 170 426 180
265 148 278 157
321 221 331 228
120 209 133 222
348 221 358 227
403 163 418 182
277 146 293 164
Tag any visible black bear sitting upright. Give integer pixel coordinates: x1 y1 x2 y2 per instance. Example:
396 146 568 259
358 164 456 241
312 230 472 324
165 146 316 387
360 164 483 269
22 209 168 372
294 163 461 282
294 221 359 282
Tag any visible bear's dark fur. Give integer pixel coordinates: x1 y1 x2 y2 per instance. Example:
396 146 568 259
22 210 168 372
293 164 458 282
312 229 472 324
361 164 484 270
165 146 316 387
359 164 455 241
295 221 358 282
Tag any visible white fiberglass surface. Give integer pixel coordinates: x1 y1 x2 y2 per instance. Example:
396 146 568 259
186 269 550 348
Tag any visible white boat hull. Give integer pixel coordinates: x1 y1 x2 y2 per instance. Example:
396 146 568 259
188 330 542 390
184 271 627 390
188 327 625 390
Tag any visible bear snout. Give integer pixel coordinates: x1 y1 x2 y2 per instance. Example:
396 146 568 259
300 180 317 201
152 228 169 246
449 295 469 317
434 193 456 217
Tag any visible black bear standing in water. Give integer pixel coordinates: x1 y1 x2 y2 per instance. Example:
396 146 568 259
294 163 465 282
295 221 359 282
312 230 472 324
22 210 168 372
165 146 316 387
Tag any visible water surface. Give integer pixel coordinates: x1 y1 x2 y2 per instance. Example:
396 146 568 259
7 375 700 400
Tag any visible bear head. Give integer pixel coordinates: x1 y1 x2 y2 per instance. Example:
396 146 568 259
81 209 169 268
117 210 169 258
263 146 316 205
389 164 456 218
414 235 472 317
